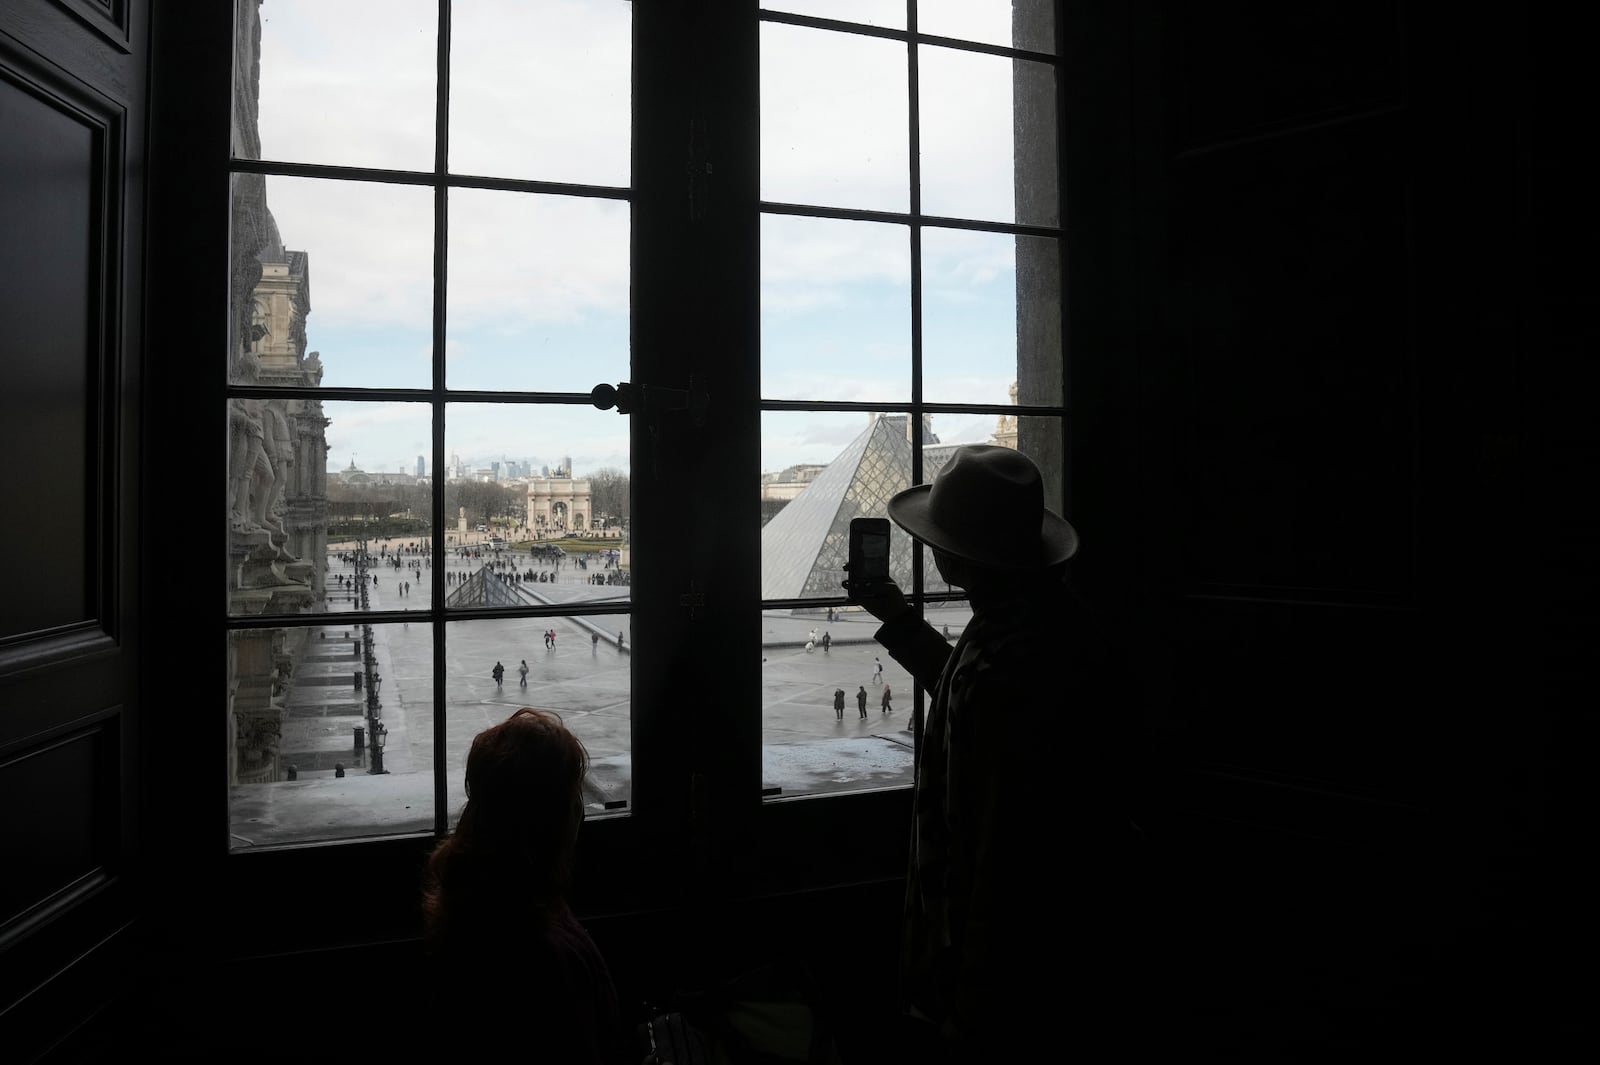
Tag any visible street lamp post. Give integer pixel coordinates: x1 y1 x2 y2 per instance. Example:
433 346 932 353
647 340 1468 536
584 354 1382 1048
341 536 392 774
364 656 386 775
368 717 387 775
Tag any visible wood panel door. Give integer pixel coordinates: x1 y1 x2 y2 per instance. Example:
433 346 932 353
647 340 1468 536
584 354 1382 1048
0 1 147 1058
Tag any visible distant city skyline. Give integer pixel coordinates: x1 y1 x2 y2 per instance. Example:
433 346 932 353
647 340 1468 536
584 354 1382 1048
323 404 1007 482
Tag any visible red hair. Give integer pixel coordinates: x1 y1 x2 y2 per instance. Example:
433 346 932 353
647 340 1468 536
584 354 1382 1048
421 708 590 950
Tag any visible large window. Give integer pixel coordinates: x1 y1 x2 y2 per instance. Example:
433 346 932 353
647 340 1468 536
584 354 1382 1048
223 0 1062 853
224 0 633 845
757 2 1063 794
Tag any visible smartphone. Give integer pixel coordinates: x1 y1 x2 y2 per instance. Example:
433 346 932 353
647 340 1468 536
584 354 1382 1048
846 517 892 597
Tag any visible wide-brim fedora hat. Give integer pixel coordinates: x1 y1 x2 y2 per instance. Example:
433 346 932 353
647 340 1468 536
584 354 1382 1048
886 445 1077 570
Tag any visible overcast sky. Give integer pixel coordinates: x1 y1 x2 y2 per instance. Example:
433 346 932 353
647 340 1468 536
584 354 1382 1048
249 0 1053 478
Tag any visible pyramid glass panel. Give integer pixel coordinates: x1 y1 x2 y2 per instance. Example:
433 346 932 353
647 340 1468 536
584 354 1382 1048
763 412 954 601
446 566 529 609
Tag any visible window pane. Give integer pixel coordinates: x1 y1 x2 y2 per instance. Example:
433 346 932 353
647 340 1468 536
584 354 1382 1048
228 174 434 390
444 402 631 602
762 1 905 29
919 48 1058 227
446 616 633 823
449 1 630 187
319 400 433 608
225 399 426 617
761 214 909 402
758 606 916 800
229 620 435 848
446 190 629 393
918 0 1056 54
759 409 1046 598
921 228 1061 407
913 416 1066 536
237 0 437 170
761 410 922 602
761 23 908 212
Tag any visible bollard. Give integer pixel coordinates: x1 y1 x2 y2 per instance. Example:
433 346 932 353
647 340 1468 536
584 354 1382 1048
285 764 297 781
353 725 365 753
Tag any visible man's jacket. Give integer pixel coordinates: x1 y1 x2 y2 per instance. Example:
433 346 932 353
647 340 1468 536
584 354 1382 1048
875 580 1132 1052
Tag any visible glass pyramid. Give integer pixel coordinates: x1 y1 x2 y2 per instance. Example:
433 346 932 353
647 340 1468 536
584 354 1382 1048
762 415 962 602
445 566 527 608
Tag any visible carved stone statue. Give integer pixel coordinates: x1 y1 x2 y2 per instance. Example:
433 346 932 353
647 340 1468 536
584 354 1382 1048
254 398 293 540
227 352 269 533
229 350 307 591
227 350 295 544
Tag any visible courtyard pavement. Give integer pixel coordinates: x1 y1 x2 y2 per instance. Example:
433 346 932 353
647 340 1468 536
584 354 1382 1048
230 540 970 848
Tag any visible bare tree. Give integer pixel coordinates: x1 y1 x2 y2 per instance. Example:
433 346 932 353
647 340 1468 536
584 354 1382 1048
587 467 630 530
455 479 513 526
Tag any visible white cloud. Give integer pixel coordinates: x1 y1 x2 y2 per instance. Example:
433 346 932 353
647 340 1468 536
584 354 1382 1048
759 23 910 213
253 1 1037 473
449 1 630 187
263 174 434 332
257 0 437 170
918 44 1018 223
940 412 1001 445
447 189 628 329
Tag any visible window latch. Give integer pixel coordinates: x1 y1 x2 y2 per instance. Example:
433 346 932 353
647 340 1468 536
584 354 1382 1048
590 379 708 428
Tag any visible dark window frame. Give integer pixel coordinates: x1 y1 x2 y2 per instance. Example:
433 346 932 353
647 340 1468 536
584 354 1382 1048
198 0 1068 947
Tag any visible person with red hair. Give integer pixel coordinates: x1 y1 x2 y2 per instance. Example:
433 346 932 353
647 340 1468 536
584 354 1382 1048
421 708 630 1064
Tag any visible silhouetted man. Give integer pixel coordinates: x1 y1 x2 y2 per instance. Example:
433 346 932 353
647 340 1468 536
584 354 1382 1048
848 445 1132 1061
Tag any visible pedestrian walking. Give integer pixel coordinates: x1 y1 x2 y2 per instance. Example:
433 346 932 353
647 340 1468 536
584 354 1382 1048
881 684 893 714
591 631 600 651
805 638 815 654
872 656 883 684
821 631 831 653
857 686 868 719
492 661 504 687
518 659 529 688
834 688 846 721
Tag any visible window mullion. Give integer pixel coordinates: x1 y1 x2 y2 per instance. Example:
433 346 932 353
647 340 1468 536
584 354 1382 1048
430 0 452 837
